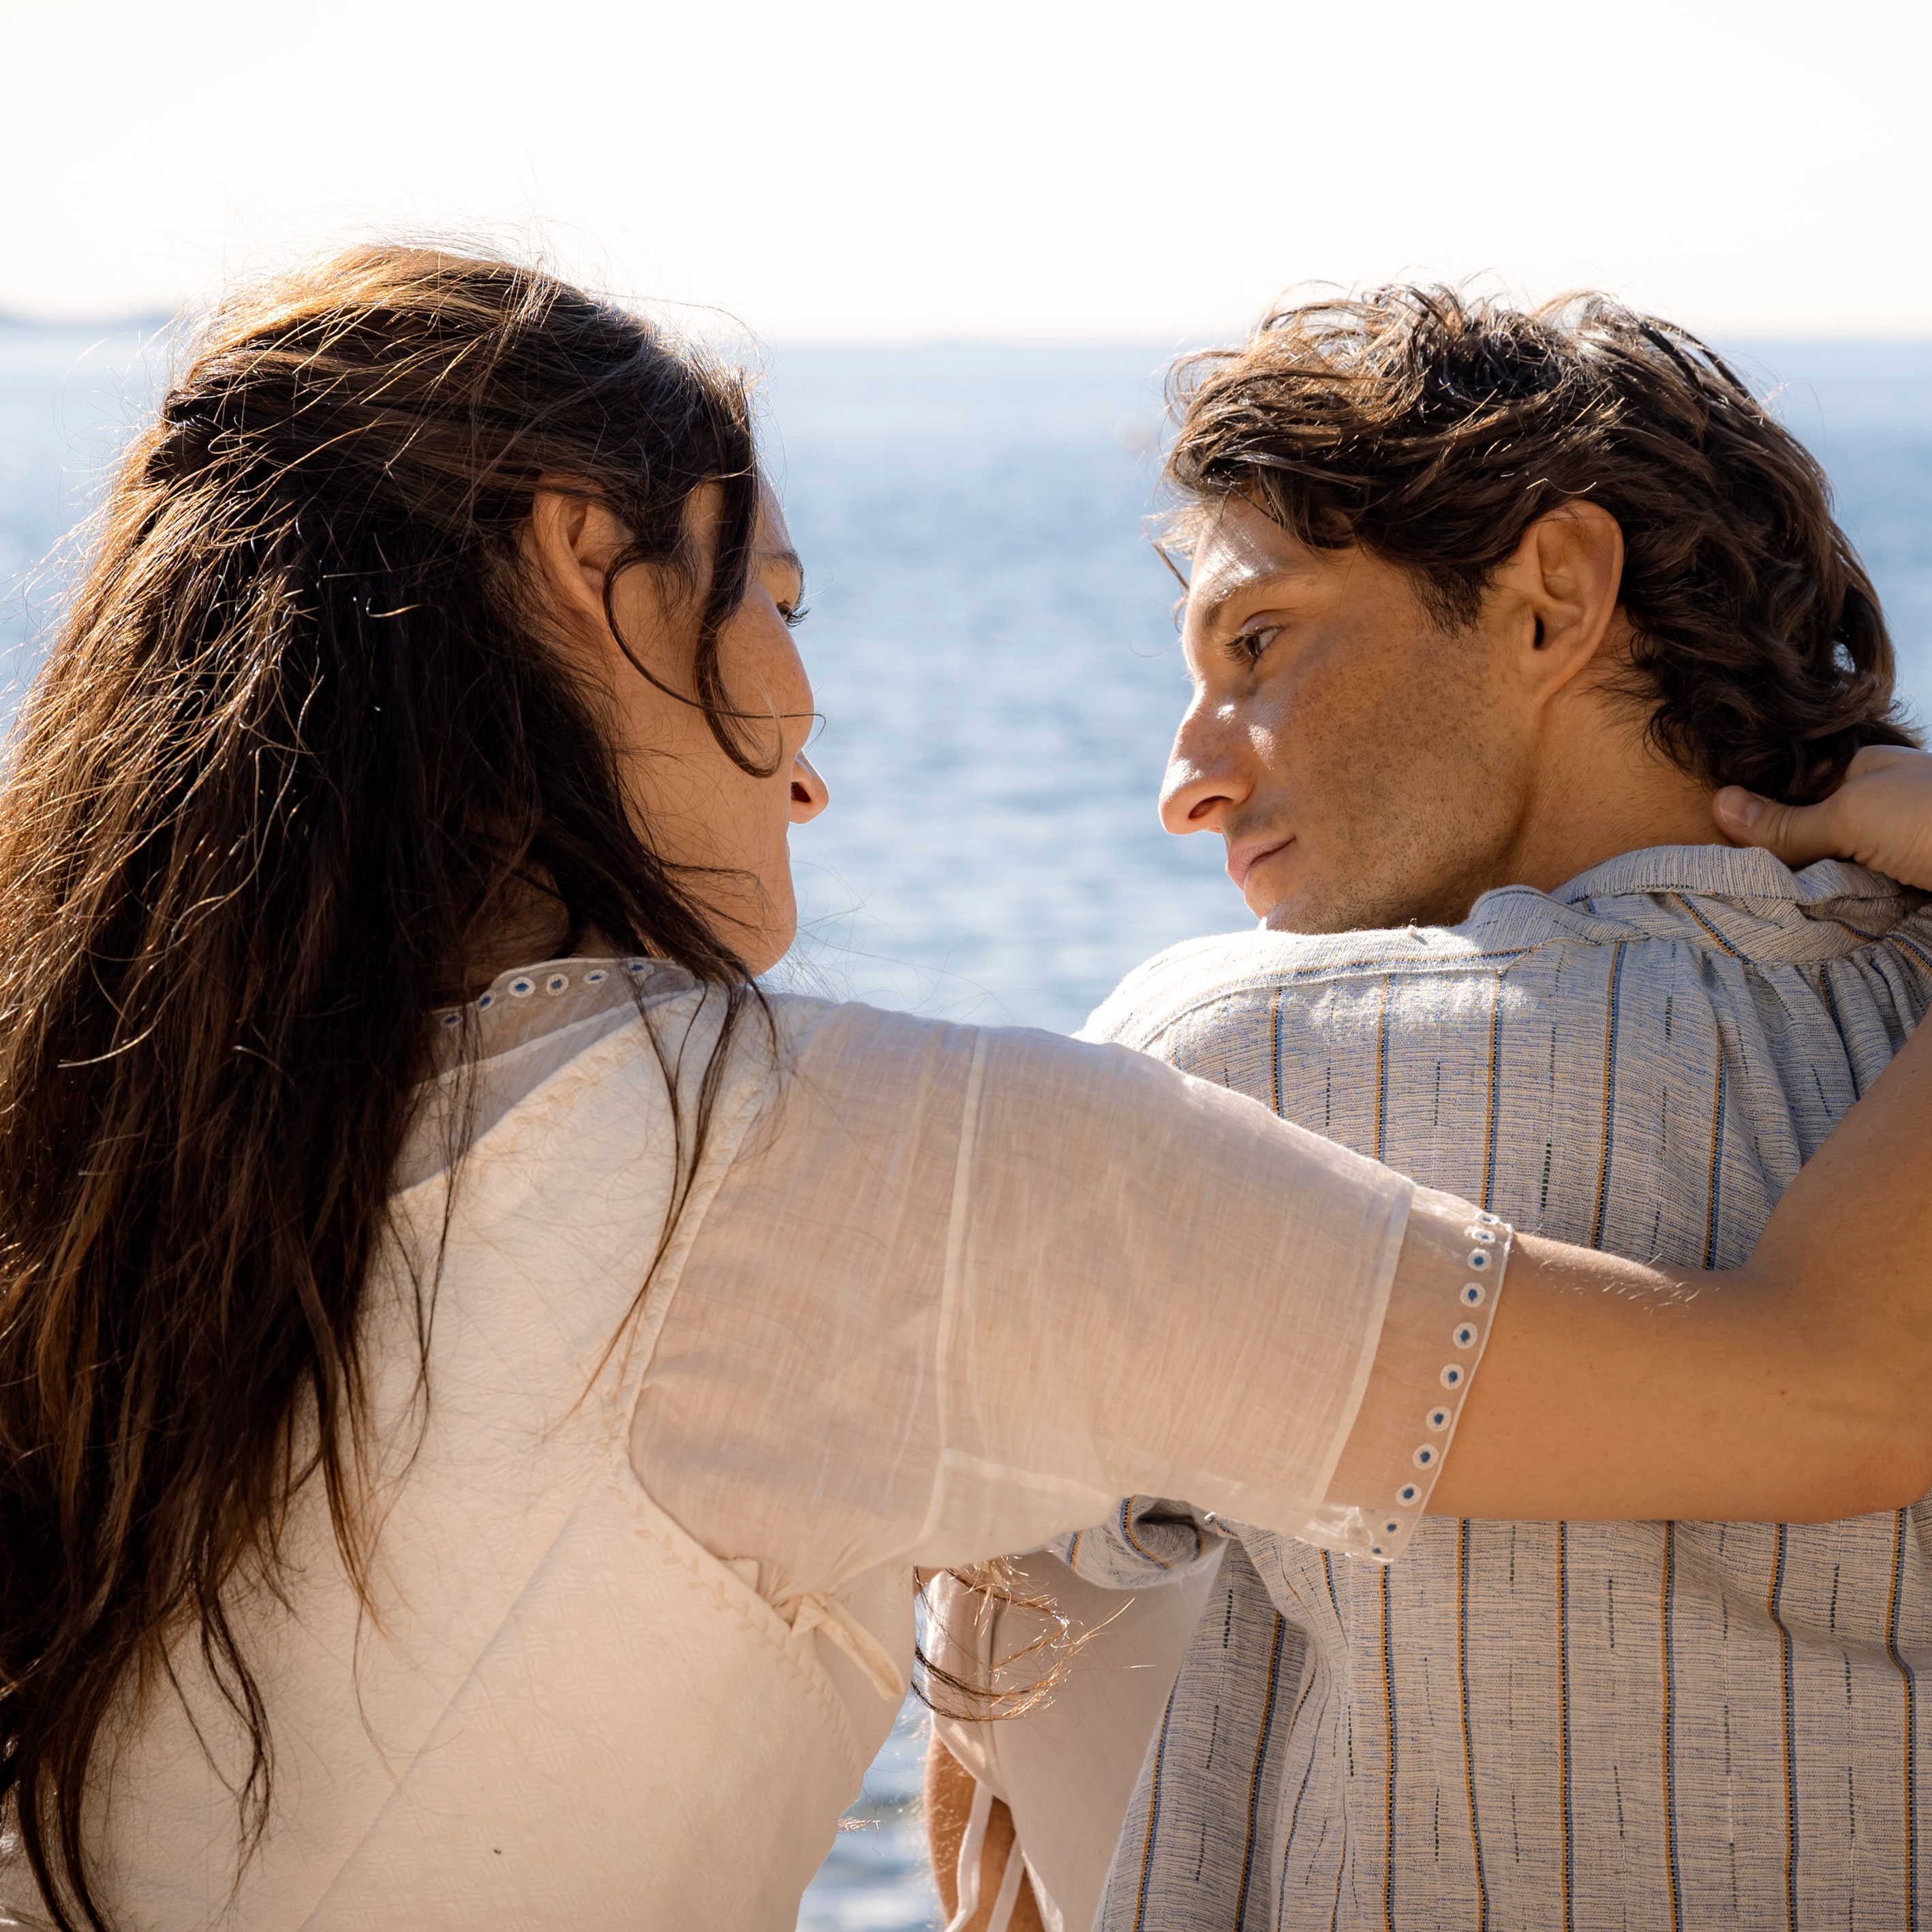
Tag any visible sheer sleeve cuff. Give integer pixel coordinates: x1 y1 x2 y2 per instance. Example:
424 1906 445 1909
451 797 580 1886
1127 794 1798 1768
1301 1186 1510 1564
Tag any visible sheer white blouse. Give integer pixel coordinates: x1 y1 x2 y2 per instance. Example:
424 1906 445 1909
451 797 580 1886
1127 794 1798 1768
21 961 1505 1932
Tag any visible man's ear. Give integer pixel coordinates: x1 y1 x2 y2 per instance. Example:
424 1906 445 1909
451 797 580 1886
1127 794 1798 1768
1498 500 1627 705
523 489 628 637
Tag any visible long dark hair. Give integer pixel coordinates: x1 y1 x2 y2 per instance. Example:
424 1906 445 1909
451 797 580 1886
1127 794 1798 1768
1166 286 1919 803
0 244 771 1929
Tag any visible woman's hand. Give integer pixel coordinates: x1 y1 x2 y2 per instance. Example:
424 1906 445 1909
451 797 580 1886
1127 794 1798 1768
1713 745 1932 890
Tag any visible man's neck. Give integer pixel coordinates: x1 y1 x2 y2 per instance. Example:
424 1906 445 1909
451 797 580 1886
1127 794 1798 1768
1499 701 1726 897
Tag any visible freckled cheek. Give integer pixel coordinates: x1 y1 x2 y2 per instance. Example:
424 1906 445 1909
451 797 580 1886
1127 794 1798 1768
1251 658 1378 836
1295 641 1387 746
1243 656 1340 766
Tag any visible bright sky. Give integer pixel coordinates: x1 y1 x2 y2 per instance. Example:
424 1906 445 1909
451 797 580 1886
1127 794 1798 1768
5 0 1929 339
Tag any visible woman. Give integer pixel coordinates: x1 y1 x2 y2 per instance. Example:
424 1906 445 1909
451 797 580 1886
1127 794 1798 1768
0 245 1926 1932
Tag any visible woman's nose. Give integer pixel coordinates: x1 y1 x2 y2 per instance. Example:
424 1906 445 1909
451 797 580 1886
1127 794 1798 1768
788 750 829 825
1159 711 1246 837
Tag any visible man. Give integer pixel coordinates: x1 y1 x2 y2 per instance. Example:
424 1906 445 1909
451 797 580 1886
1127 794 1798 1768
927 287 1932 1930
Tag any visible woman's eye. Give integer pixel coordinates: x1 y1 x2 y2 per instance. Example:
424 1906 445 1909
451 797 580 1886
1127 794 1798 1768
781 600 810 632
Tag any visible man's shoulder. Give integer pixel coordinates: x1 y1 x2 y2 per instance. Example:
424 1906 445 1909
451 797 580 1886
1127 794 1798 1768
1084 847 1932 1059
1079 920 1529 1053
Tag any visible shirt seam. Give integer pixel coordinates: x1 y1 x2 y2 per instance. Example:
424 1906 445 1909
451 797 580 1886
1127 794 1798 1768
910 1027 991 1556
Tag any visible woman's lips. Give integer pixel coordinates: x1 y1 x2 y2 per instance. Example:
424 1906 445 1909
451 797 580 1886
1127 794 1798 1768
1227 835 1293 893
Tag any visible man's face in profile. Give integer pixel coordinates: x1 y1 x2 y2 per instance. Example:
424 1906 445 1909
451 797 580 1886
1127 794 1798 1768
1161 495 1535 934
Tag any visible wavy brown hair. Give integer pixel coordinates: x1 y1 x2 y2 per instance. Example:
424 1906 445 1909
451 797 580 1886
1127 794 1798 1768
0 245 773 1930
1165 286 1919 803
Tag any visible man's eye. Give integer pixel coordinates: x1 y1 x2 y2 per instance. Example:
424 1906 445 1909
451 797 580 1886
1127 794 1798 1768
1229 624 1280 665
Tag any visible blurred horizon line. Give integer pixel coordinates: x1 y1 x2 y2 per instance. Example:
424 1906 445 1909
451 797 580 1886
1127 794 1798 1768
8 311 1932 353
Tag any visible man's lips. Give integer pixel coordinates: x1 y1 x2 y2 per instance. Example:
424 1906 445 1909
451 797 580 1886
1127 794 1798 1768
1226 835 1293 893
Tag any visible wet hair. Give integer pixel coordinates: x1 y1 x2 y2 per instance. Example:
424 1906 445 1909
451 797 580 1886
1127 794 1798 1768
1165 286 1920 803
0 243 773 1929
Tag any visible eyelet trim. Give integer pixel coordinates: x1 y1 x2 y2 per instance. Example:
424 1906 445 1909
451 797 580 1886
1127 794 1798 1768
1358 1214 1513 1567
440 957 667 1025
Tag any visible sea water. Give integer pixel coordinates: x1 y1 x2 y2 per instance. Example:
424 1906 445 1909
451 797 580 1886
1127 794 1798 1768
3 322 1930 1929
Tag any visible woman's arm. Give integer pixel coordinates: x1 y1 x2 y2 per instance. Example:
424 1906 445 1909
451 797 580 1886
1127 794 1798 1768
1434 747 1932 1521
639 750 1932 1584
1432 1032 1931 1521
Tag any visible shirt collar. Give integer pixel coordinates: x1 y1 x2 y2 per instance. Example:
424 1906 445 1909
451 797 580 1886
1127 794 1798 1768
1554 842 1910 911
1467 844 1928 964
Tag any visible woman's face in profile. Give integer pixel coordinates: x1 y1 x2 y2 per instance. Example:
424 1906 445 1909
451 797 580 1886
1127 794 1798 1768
527 482 829 972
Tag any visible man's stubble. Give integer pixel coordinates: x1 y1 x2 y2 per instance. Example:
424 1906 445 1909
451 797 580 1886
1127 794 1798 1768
1263 630 1535 938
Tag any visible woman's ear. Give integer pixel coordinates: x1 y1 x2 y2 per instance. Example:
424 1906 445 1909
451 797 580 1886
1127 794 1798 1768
525 490 629 637
1505 500 1627 703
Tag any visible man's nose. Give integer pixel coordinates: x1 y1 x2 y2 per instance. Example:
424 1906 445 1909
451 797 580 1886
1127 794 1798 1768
1159 707 1249 837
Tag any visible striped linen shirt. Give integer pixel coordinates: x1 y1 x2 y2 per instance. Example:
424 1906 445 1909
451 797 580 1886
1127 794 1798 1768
1060 842 1932 1932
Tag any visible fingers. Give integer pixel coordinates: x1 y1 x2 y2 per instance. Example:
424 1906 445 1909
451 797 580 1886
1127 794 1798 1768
1713 747 1932 890
1711 785 1843 870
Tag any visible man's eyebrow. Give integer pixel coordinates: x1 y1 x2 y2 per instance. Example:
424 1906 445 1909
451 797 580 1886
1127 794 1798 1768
1186 562 1318 632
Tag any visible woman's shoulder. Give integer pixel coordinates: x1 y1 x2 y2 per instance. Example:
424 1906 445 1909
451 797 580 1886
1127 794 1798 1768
398 961 1113 1199
397 962 759 1193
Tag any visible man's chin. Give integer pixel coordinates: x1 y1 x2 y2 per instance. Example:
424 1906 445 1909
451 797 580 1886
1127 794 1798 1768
1261 880 1464 938
1256 876 1348 935
1260 895 1360 938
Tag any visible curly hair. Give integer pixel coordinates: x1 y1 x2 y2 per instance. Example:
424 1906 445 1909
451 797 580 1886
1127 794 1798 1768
1165 287 1919 803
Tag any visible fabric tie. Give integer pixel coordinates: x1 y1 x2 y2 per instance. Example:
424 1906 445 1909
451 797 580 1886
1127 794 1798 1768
784 1591 906 1702
946 1775 1027 1932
